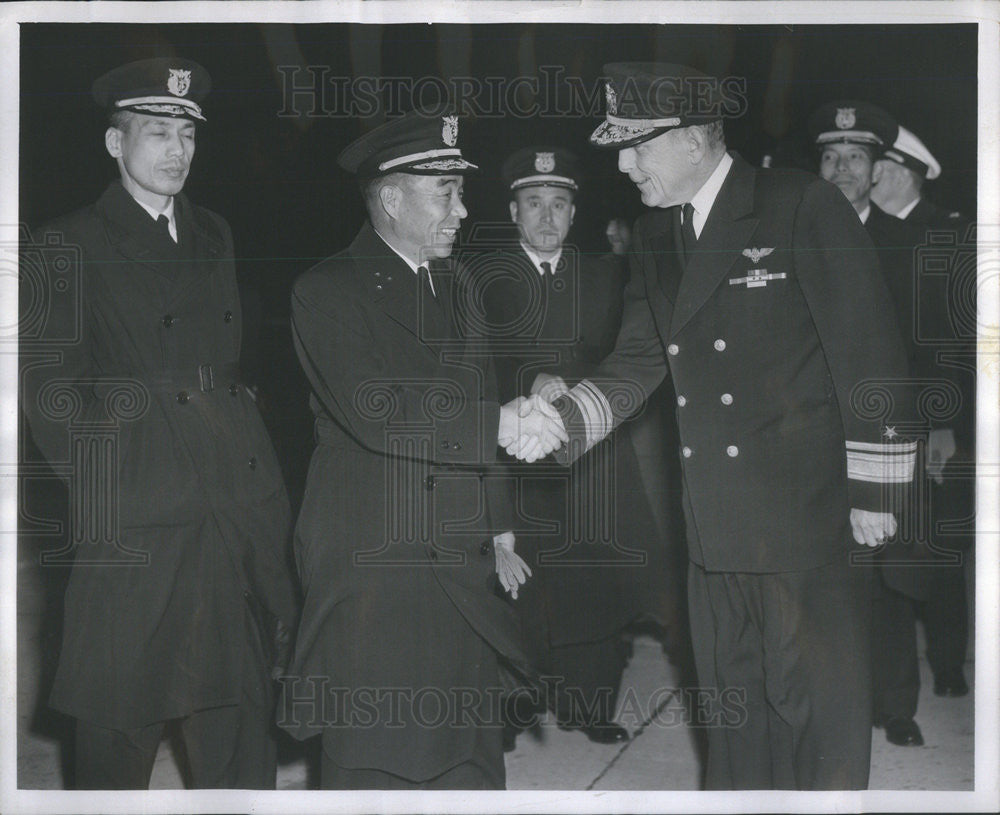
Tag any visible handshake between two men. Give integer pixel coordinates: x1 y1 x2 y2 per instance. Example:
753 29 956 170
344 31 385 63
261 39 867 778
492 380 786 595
497 373 570 463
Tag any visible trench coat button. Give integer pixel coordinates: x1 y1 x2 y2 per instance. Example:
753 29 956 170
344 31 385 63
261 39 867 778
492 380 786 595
714 339 726 351
375 284 383 291
249 456 258 469
677 395 687 407
726 445 739 457
224 310 233 323
161 314 174 328
176 391 189 404
480 541 491 556
441 440 449 449
229 383 239 396
682 446 692 458
667 343 679 356
721 393 733 405
452 442 462 451
374 271 381 277
425 475 436 490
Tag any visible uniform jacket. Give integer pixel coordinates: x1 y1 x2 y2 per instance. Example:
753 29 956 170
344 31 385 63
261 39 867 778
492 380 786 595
481 243 671 646
905 198 968 233
281 222 527 779
555 153 913 574
20 182 297 729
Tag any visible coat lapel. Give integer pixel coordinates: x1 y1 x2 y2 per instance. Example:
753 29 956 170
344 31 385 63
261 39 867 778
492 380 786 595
97 182 176 278
350 223 448 347
166 193 228 308
669 154 760 338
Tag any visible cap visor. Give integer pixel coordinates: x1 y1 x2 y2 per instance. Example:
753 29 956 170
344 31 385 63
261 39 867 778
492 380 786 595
399 157 479 174
589 120 669 149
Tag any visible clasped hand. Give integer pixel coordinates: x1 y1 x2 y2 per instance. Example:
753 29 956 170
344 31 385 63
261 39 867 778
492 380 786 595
498 394 568 462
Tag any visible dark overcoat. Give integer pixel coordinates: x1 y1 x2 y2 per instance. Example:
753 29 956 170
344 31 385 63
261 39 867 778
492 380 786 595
555 154 913 573
280 223 527 780
480 243 674 647
20 182 297 730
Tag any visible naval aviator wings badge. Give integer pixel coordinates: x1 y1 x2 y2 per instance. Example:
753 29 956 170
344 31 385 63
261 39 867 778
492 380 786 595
730 247 785 288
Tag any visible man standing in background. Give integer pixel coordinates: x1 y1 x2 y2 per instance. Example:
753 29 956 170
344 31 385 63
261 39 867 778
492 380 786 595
871 122 974 702
481 147 672 745
810 101 932 748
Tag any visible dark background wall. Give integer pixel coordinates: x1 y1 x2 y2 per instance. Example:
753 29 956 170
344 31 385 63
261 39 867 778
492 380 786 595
20 22 979 502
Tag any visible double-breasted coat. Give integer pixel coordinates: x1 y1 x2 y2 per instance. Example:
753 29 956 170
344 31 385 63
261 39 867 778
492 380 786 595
280 223 528 781
550 153 914 787
556 155 913 573
21 182 298 731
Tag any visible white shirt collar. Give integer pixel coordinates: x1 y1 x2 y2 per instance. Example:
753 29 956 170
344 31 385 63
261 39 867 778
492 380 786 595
133 195 177 242
687 152 734 238
372 225 436 296
895 197 921 220
521 242 563 275
858 204 871 224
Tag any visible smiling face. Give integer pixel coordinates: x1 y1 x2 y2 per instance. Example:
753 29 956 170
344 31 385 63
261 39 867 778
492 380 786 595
384 174 467 262
105 113 196 209
510 186 575 259
819 142 880 212
617 128 696 209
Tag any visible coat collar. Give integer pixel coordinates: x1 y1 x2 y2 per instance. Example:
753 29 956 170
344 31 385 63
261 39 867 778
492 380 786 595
349 222 453 343
96 181 227 283
669 152 760 337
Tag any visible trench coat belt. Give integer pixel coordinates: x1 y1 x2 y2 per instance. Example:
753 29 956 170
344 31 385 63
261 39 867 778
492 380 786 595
96 363 241 396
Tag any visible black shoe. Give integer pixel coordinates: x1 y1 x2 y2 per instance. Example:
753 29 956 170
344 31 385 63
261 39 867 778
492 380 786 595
933 668 969 697
579 721 630 744
878 715 925 746
558 717 630 744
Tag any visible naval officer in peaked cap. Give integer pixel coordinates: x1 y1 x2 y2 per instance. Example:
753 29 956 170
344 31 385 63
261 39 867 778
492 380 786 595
20 57 298 789
810 99 938 750
871 122 974 705
872 124 968 230
279 108 557 789
528 62 915 789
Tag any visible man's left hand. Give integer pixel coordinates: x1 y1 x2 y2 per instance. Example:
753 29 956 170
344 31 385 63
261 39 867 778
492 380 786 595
849 508 897 547
494 531 531 599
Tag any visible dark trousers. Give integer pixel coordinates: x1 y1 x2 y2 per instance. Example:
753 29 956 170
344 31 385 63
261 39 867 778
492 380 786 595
74 701 276 789
687 556 872 790
919 560 970 677
546 636 628 725
871 569 920 720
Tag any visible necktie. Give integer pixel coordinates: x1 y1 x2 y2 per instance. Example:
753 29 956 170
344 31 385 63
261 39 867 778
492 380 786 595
680 202 697 264
418 265 437 300
540 261 552 276
156 213 176 244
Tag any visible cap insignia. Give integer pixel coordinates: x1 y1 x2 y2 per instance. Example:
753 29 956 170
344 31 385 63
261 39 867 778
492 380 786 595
442 115 458 147
534 152 555 173
605 82 618 115
835 107 856 130
167 69 191 97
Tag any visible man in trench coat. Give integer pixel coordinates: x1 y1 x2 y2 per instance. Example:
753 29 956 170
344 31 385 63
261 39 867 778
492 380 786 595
278 110 552 790
535 63 915 789
19 59 298 788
